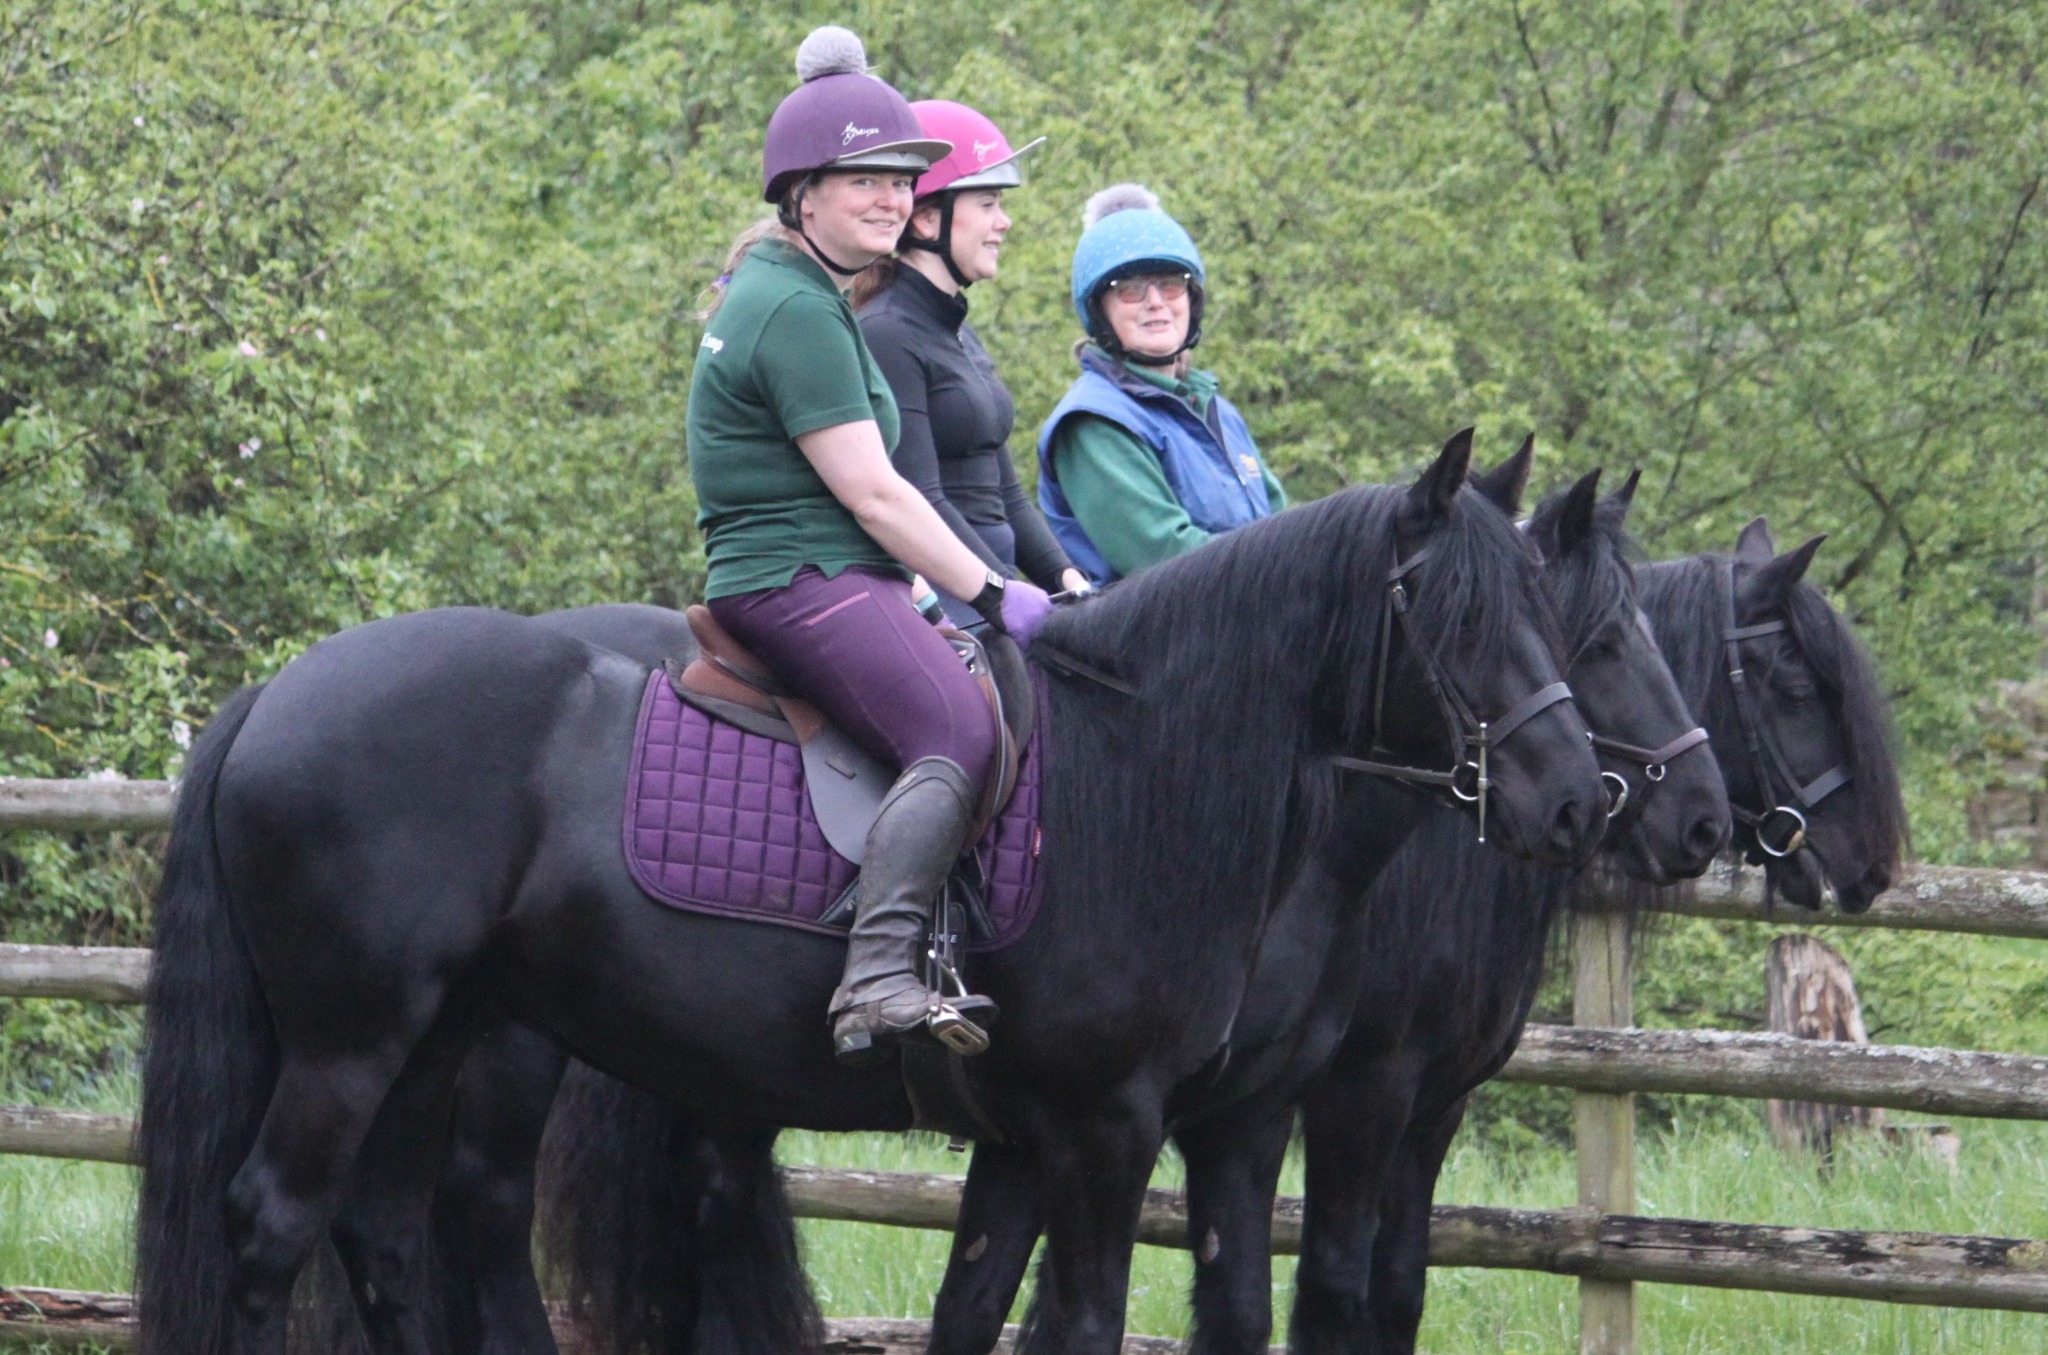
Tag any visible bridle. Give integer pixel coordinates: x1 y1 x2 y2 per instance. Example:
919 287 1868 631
1719 559 1850 858
1570 614 1711 824
1331 548 1575 844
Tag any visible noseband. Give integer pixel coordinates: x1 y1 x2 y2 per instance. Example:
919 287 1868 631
1585 724 1711 823
1572 613 1711 823
1331 548 1575 843
1721 560 1850 858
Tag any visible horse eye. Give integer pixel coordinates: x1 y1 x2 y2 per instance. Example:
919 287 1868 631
1770 671 1817 703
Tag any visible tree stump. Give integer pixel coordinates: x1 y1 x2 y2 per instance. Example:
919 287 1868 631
1765 933 1884 1155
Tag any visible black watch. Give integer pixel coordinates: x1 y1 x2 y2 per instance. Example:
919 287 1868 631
969 569 1009 632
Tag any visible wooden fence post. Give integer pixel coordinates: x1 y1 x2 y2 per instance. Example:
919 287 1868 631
1573 906 1636 1355
1765 933 1882 1156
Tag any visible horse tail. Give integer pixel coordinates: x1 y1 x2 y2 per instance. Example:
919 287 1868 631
537 1063 822 1355
690 1123 821 1355
134 681 274 1355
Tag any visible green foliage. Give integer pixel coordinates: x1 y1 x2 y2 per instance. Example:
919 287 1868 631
3 2 2045 1082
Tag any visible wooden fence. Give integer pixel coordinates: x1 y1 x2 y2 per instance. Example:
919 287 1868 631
5 777 2048 1354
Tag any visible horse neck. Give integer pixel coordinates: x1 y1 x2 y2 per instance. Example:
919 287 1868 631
1635 556 1728 721
1031 525 1379 967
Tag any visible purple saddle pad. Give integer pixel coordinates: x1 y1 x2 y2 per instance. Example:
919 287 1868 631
622 670 1047 951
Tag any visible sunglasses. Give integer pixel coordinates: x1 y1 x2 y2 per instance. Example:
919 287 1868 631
1103 272 1192 304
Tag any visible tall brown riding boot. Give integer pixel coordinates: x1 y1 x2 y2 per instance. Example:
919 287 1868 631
829 756 991 1066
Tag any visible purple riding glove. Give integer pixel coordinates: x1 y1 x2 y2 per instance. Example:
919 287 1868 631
998 580 1054 647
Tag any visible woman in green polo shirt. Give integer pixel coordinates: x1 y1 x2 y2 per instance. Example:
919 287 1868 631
687 28 1052 1066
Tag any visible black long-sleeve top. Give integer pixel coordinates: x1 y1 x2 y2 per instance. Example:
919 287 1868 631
858 267 1074 592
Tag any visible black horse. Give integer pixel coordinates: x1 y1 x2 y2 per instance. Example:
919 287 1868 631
409 446 1722 1355
518 479 1900 1355
1278 514 1907 1355
903 459 1734 1355
134 440 1609 1355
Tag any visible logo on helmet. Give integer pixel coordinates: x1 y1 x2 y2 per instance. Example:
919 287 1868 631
973 139 1000 162
841 123 879 145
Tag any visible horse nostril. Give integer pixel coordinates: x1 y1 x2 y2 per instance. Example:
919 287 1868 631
1685 813 1729 863
1549 794 1598 859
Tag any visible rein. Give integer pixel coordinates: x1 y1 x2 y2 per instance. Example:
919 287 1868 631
1719 559 1850 858
1330 548 1575 844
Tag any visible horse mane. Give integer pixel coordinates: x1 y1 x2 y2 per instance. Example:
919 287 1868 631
1028 483 1547 961
1632 556 1726 716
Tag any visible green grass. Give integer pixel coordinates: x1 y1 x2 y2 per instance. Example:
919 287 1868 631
6 1086 2048 1352
788 1112 2048 1352
0 1071 136 1297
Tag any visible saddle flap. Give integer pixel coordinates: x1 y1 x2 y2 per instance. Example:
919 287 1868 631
800 724 895 864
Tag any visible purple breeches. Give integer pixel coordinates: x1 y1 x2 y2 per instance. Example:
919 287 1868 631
708 567 998 793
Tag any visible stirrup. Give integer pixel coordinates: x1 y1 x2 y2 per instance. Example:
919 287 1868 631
928 994 999 1056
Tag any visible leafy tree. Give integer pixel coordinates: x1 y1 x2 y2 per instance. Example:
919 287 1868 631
3 0 2043 1078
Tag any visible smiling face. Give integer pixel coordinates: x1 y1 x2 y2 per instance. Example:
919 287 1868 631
801 169 916 272
909 189 1010 285
1101 273 1192 360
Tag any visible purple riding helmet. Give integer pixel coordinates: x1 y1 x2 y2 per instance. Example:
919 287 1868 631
763 27 952 275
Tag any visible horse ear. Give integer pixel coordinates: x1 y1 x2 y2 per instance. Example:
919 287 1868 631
1739 534 1827 612
1607 467 1641 519
1735 516 1776 561
1410 427 1474 518
1552 467 1603 556
1470 433 1535 516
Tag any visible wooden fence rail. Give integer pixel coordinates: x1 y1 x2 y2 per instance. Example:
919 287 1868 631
13 940 2048 1120
1498 1024 2048 1121
0 1288 1200 1355
2 1163 2043 1319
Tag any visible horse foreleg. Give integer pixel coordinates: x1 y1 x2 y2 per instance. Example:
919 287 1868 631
926 1140 1043 1355
1177 1104 1293 1355
1361 1096 1466 1355
1014 1099 1164 1355
1287 1052 1425 1355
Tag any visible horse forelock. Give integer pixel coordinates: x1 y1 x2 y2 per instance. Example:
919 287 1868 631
1402 488 1562 700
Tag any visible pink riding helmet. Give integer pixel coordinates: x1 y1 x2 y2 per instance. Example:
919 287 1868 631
908 100 1047 200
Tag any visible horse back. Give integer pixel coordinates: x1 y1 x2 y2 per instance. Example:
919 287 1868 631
212 609 647 996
